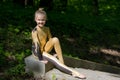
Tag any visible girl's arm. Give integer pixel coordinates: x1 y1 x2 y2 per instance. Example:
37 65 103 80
47 27 52 40
32 28 43 60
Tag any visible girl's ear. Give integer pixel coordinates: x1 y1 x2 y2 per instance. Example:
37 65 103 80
34 15 37 22
34 17 36 22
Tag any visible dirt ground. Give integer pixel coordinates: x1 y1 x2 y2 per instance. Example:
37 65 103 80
45 68 120 80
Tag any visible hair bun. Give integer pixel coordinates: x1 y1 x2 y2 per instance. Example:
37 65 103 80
38 8 44 11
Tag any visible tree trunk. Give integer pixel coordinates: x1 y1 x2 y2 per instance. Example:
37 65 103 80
92 0 99 15
25 0 33 6
60 0 68 11
39 0 53 10
13 0 25 7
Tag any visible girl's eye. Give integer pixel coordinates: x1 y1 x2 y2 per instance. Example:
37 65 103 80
38 19 45 21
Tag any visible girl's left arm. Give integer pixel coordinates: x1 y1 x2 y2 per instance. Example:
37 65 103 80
47 27 52 39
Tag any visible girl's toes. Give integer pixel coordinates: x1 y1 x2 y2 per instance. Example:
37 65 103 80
72 73 86 79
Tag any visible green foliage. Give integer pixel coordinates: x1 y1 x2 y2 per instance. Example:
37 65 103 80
0 51 32 80
5 64 25 77
52 73 56 80
0 0 120 79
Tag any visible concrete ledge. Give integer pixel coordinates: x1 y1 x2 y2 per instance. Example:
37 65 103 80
64 56 120 74
45 62 54 72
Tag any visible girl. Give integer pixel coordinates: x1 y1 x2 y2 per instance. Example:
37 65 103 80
31 8 86 79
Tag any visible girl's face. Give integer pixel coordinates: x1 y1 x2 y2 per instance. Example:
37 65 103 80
35 14 46 27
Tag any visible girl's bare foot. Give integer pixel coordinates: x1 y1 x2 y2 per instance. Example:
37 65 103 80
72 72 86 79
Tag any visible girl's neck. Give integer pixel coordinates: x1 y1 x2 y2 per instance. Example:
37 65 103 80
37 25 44 28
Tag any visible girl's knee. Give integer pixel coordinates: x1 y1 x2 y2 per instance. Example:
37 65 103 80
52 37 59 43
53 37 59 41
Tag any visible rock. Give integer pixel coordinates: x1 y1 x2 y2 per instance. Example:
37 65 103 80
45 68 79 80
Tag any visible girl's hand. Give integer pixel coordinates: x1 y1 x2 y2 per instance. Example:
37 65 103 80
53 54 57 58
41 60 48 64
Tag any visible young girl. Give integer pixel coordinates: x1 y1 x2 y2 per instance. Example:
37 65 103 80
32 8 64 64
32 8 86 79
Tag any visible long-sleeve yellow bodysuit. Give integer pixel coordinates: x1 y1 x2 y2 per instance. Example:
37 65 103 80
32 26 64 64
31 26 86 79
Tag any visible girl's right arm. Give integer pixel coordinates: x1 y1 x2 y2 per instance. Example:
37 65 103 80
32 28 43 60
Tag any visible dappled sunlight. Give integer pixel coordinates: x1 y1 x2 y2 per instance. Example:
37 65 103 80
101 48 120 57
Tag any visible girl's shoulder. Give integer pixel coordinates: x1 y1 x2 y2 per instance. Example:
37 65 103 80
43 26 50 30
44 26 50 29
32 27 37 32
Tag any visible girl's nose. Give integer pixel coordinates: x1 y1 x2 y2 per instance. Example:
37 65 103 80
38 20 42 23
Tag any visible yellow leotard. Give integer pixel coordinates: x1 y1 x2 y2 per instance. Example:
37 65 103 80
32 26 64 64
32 26 52 59
35 26 51 51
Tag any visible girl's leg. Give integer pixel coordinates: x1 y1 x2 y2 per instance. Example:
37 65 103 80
44 37 64 64
43 52 86 79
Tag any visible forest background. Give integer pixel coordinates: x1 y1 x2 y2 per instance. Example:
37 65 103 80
0 0 120 80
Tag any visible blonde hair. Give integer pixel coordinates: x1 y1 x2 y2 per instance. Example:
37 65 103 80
34 8 47 20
